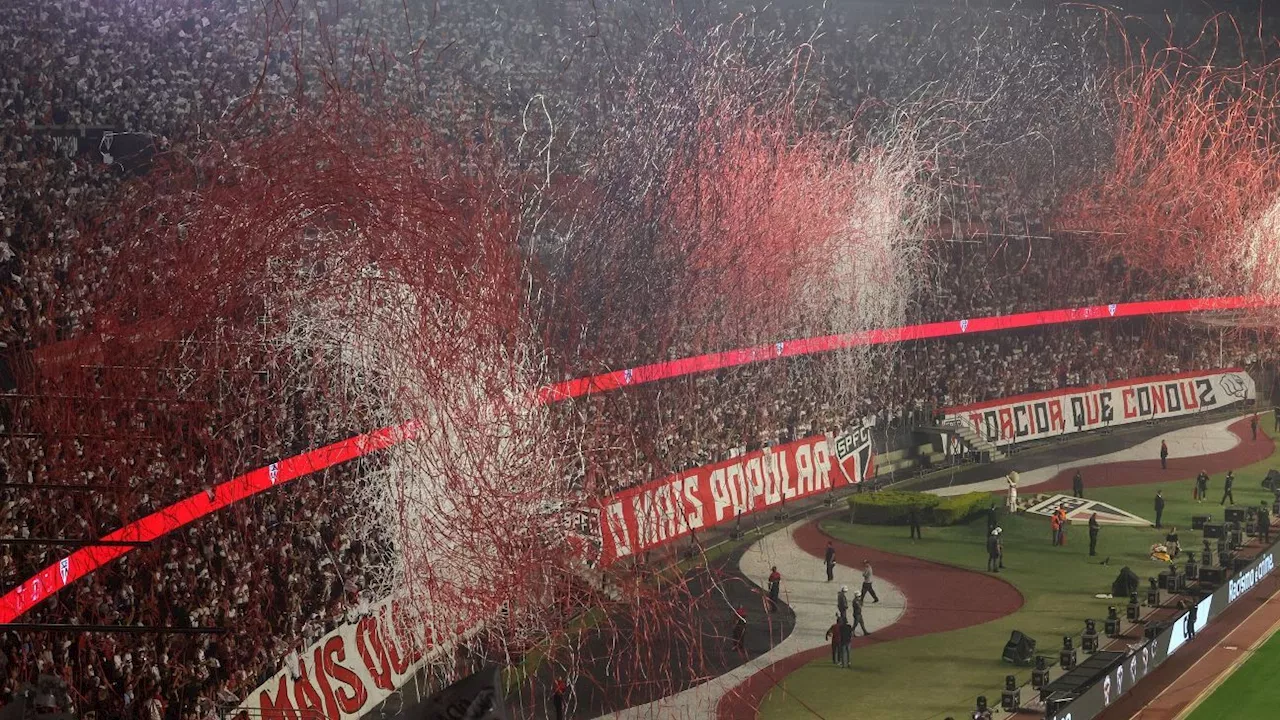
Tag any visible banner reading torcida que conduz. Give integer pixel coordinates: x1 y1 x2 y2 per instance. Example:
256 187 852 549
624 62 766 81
942 368 1255 448
597 427 874 565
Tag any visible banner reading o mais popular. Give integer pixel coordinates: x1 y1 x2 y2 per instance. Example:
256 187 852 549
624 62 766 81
597 428 874 565
232 596 490 720
942 368 1255 448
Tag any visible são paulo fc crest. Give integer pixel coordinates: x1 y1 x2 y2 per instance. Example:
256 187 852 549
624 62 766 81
1025 493 1149 526
59 557 70 584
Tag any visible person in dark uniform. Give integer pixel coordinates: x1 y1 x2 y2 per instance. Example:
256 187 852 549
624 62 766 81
824 541 836 582
1165 526 1181 558
1155 491 1166 528
732 606 747 653
909 505 922 539
1185 599 1198 641
851 594 870 636
837 585 849 622
838 617 854 668
987 528 1001 572
825 615 841 665
1195 470 1209 502
1259 501 1272 544
1221 471 1235 505
987 503 999 532
767 566 781 612
1160 440 1169 470
1088 513 1100 557
1073 470 1085 498
1252 414 1259 441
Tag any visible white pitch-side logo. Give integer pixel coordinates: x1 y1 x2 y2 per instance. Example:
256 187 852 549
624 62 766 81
959 319 969 332
1108 304 1117 316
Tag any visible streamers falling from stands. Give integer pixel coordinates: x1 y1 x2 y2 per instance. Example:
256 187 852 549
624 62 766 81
1060 15 1280 304
52 95 602 682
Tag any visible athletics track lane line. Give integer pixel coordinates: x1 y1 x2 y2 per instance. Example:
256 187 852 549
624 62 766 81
715 519 1025 720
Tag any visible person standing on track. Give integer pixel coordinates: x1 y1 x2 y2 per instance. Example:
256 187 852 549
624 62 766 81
860 560 879 603
838 616 854 668
1073 470 1085 498
1089 513 1100 557
987 528 1001 572
826 614 841 665
824 541 836 582
1221 471 1235 505
837 585 850 623
852 593 870 636
552 677 567 720
767 566 781 612
1160 440 1169 469
1252 413 1260 441
909 505 922 539
732 606 747 654
1155 490 1166 528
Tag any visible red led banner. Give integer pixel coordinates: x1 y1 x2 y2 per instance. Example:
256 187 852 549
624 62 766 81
1 294 1274 624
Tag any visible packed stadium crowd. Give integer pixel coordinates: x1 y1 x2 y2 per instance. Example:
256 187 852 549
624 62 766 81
1 1 1277 718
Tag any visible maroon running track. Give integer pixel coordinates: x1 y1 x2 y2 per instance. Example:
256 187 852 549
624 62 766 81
716 415 1273 720
714 520 1025 720
991 416 1274 497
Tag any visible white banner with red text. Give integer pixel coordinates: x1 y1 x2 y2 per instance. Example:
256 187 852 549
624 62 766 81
231 595 489 720
941 369 1254 448
597 428 874 565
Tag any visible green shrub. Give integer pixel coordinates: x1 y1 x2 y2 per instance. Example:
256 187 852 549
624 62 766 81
931 492 995 526
847 491 939 525
847 490 994 526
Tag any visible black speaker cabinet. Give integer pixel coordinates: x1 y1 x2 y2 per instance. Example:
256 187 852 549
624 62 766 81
1199 566 1225 585
1225 506 1247 524
1192 514 1211 530
1144 621 1169 640
1204 523 1225 539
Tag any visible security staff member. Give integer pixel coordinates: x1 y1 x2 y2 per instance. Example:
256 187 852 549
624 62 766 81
1088 513 1100 557
1072 470 1085 498
1221 471 1236 505
851 594 870 636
